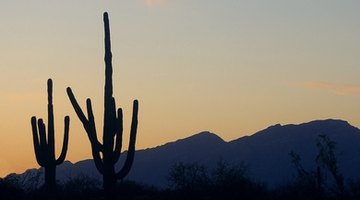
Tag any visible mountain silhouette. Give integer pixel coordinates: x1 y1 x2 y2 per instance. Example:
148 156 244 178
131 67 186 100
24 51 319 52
225 119 360 187
6 119 360 189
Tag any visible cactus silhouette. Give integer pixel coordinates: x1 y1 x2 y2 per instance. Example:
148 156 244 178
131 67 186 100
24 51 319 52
67 12 139 191
31 79 70 191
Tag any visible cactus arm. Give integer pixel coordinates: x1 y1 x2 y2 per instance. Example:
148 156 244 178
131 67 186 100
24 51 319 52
37 119 49 164
67 88 103 148
66 87 89 125
56 116 70 165
116 100 139 179
31 117 46 166
67 87 103 149
93 151 104 174
110 98 117 137
113 108 123 164
37 119 47 147
86 99 101 148
85 98 105 174
67 87 104 173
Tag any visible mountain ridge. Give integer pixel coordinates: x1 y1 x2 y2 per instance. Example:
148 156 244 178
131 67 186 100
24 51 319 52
5 119 360 189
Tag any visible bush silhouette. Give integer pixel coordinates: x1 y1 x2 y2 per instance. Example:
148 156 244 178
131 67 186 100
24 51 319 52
167 161 267 200
316 134 345 197
0 177 25 200
168 162 210 193
59 175 101 200
287 134 346 200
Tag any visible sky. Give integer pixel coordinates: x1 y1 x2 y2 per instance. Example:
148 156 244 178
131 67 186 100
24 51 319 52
0 0 360 177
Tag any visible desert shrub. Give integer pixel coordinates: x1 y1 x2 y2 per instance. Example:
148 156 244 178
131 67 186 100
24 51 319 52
168 162 210 194
111 180 159 200
167 161 267 200
211 160 267 200
285 135 348 200
60 174 101 199
0 177 25 200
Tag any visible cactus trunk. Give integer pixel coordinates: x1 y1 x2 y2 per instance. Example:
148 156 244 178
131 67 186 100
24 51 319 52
44 165 56 190
67 12 139 192
103 170 117 191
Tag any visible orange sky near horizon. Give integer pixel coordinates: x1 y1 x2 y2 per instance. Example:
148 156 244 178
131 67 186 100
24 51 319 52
1 1 360 177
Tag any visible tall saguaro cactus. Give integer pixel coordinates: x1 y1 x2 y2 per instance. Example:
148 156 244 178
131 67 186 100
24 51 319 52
66 12 139 191
31 79 70 191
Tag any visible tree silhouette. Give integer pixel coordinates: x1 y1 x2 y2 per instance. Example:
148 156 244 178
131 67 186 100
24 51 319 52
168 161 267 200
30 79 70 191
67 12 139 193
168 162 210 192
289 135 345 199
316 134 345 198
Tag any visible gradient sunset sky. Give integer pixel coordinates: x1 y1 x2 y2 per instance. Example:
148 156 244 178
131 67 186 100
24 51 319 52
0 0 360 177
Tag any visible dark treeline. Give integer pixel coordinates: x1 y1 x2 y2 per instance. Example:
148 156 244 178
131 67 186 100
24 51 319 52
2 159 360 200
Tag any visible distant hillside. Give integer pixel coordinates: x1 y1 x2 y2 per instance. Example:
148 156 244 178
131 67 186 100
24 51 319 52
6 119 360 189
224 119 360 186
